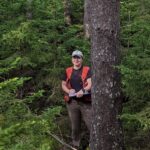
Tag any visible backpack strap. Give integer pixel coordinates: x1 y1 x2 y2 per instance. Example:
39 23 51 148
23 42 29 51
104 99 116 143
81 66 90 82
66 66 90 82
66 67 73 82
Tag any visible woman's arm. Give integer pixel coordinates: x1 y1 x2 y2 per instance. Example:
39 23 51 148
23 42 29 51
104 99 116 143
61 81 70 94
84 78 92 91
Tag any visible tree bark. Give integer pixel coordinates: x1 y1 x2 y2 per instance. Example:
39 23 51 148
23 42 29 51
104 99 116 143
89 0 124 150
26 0 33 20
63 0 72 25
84 0 91 39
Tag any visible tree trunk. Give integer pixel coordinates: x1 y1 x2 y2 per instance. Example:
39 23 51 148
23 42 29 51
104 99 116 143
63 0 72 25
26 0 33 20
89 0 124 150
84 0 91 39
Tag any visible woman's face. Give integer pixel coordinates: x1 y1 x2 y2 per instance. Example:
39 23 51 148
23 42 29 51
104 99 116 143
72 56 83 67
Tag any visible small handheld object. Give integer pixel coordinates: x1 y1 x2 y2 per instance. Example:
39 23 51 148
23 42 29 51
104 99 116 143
69 90 90 98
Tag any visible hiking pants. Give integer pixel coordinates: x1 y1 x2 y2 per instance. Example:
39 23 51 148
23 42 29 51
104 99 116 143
66 99 92 148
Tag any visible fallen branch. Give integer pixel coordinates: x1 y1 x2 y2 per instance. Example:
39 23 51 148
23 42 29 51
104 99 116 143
47 131 77 150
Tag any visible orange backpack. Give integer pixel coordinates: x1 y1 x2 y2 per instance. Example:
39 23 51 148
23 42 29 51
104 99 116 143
64 66 90 102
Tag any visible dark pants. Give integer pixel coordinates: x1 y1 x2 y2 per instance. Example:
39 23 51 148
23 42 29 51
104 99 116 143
66 99 92 148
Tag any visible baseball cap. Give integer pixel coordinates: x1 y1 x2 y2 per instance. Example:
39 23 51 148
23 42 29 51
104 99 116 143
72 50 83 58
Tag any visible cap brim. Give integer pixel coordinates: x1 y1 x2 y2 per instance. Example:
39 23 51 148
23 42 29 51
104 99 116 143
72 55 83 58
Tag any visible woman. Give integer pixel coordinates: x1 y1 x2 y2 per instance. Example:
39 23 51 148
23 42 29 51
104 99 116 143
61 50 92 149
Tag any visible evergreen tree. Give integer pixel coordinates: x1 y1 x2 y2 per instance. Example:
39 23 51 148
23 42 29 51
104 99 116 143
89 0 124 149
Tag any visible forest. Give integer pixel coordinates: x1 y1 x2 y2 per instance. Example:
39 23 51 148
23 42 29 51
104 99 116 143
0 0 150 150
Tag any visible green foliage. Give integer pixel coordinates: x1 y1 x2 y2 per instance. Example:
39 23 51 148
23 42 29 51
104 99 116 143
0 0 88 149
120 0 150 149
120 0 150 113
0 74 62 150
0 108 61 150
0 0 149 149
0 63 61 150
0 57 21 74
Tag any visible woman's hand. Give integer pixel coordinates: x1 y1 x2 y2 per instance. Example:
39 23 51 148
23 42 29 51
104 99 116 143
69 89 76 94
76 89 84 98
68 89 76 97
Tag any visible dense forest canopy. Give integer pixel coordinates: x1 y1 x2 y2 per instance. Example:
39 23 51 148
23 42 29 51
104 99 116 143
0 0 150 149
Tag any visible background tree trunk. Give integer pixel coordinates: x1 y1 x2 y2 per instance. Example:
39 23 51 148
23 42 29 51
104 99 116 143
63 0 72 25
84 0 91 39
89 0 124 150
26 0 33 20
